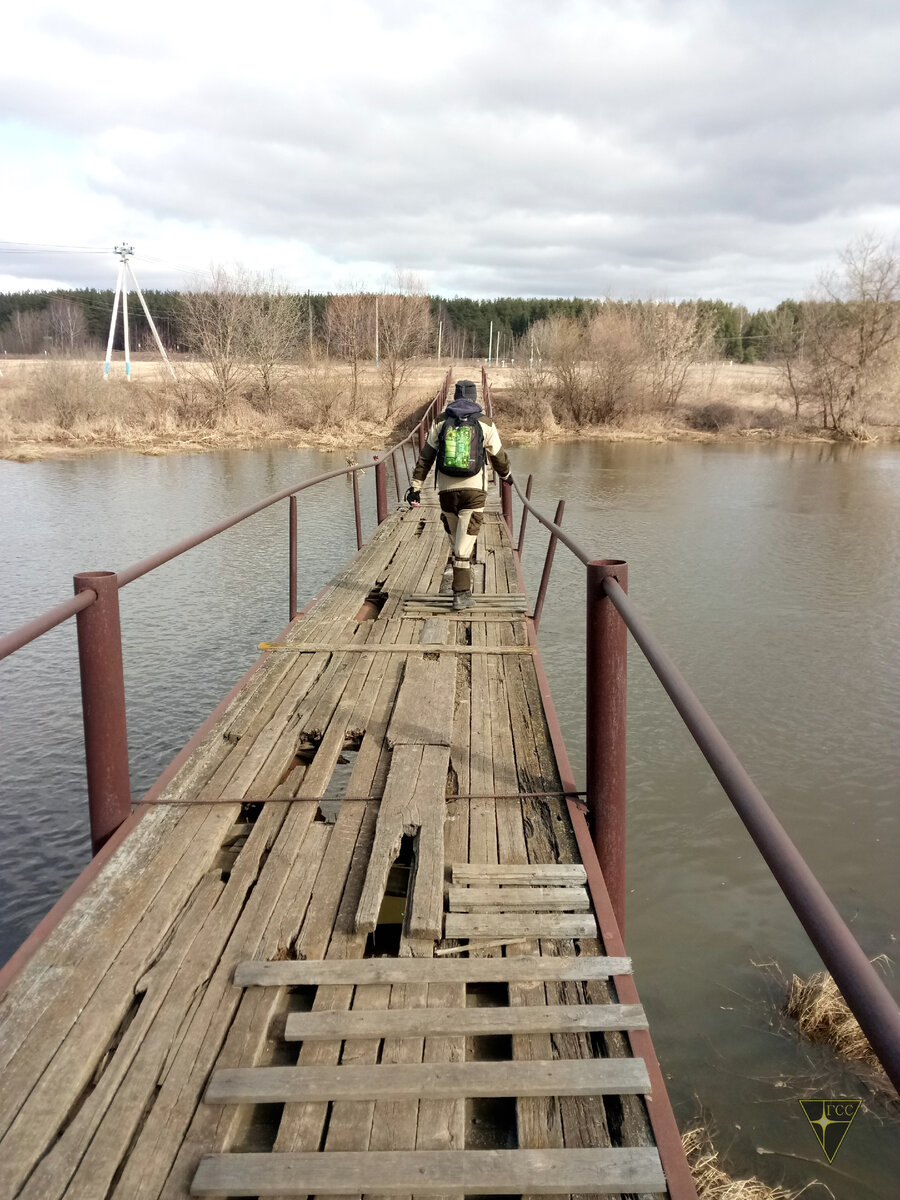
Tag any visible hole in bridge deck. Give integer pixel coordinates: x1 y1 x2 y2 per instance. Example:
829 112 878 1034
354 579 388 621
363 834 414 958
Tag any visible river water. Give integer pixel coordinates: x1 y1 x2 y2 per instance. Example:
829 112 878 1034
1 439 898 1196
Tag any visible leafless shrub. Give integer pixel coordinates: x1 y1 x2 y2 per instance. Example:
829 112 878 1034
179 265 255 414
641 301 716 408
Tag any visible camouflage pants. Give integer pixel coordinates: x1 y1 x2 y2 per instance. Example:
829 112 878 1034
439 488 486 592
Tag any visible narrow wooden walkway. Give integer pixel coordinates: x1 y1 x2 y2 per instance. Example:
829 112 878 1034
0 485 671 1199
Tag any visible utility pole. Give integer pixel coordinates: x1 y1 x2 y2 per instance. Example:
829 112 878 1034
488 319 493 365
437 319 442 364
104 244 176 380
308 290 313 358
375 294 379 367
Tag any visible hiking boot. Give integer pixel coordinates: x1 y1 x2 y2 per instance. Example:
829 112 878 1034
451 591 473 612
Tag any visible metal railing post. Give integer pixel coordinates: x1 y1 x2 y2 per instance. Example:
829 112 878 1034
532 500 565 632
352 470 363 549
73 572 131 854
374 457 388 524
289 496 298 621
517 474 533 557
500 477 513 534
418 423 426 452
586 559 629 934
392 451 401 502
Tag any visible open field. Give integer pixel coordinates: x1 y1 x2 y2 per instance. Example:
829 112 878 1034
1 356 898 462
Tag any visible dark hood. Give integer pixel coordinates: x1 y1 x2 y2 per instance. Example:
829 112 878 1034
444 397 483 419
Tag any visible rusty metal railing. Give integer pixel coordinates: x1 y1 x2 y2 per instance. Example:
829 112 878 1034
480 372 900 1094
0 371 451 853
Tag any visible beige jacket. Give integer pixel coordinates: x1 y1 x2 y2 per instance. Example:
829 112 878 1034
412 417 511 493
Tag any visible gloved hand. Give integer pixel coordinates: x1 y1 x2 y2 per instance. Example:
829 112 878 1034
500 472 513 487
405 486 421 506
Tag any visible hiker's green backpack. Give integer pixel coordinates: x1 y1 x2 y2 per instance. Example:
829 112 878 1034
437 411 486 477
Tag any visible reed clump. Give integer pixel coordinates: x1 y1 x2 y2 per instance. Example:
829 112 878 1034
682 1126 800 1200
783 969 881 1070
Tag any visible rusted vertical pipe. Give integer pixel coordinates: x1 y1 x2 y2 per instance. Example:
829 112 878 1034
351 470 363 549
289 495 298 621
586 559 629 934
532 499 565 633
374 457 388 524
391 450 401 502
517 474 533 557
500 477 513 534
73 572 131 854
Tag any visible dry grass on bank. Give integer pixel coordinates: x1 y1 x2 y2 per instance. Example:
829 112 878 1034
784 969 884 1072
682 1126 806 1200
0 357 455 460
490 360 900 444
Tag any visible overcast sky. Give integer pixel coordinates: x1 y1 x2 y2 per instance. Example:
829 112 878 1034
2 0 899 308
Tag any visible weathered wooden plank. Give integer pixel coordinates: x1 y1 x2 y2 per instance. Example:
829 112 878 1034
452 863 587 886
387 654 457 747
444 913 597 940
234 955 631 986
261 644 531 655
285 1003 647 1041
448 886 590 912
191 1148 667 1195
406 744 451 940
206 1057 650 1103
355 744 424 932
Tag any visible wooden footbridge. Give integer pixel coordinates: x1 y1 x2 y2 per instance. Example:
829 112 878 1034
2 373 897 1200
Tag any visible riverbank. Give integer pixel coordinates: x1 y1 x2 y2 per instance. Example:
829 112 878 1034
2 357 898 462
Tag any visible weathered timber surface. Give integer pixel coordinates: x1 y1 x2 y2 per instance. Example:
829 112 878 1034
0 486 676 1200
233 954 632 985
191 1148 668 1195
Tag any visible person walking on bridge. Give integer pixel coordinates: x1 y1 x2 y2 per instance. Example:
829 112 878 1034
406 379 512 610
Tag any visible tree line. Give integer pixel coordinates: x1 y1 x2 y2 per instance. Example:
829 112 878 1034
2 236 898 434
0 282 814 365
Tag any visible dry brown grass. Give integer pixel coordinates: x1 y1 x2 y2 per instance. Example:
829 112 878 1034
784 969 884 1071
0 357 459 460
682 1126 803 1200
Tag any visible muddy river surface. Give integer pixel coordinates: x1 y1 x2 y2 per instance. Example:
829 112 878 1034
1 439 898 1196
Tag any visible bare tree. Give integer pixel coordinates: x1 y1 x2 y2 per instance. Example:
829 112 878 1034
641 301 712 408
377 272 432 417
243 273 304 409
48 298 88 354
2 308 49 355
586 305 643 421
179 265 255 415
807 234 900 431
764 302 806 420
326 287 374 414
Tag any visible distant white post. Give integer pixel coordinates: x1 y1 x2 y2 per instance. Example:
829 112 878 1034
488 319 493 365
103 243 176 380
375 294 379 367
121 261 131 381
104 261 125 379
437 319 442 364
